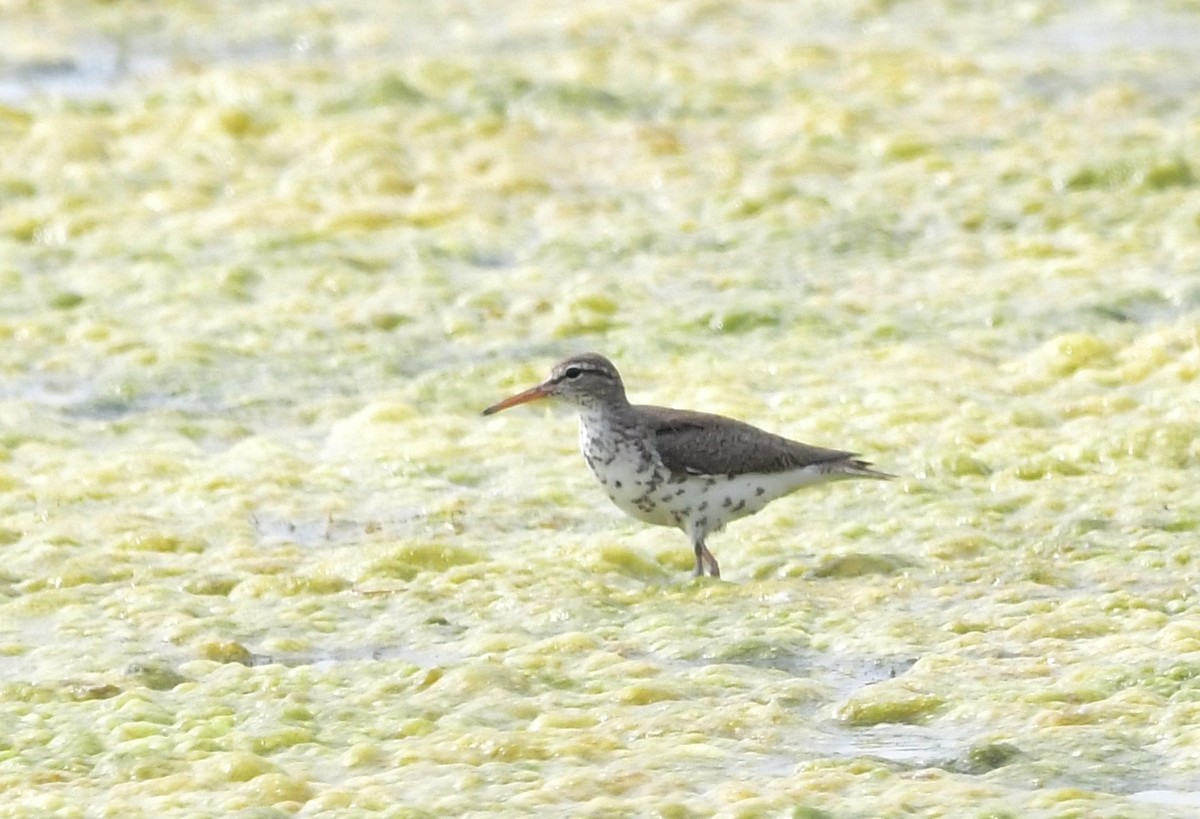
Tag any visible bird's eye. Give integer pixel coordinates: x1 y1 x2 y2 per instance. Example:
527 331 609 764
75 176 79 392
564 367 582 379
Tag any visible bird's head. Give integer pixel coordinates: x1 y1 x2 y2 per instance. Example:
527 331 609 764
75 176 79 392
482 352 627 415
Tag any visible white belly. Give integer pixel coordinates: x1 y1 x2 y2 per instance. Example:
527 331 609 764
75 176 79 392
579 418 834 538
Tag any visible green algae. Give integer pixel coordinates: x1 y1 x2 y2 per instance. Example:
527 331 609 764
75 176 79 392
0 0 1197 816
366 542 483 581
810 553 919 579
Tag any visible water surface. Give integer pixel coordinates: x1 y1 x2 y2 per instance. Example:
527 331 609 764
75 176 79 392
1 1 1199 815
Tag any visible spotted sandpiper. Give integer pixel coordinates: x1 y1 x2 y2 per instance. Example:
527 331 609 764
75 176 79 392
482 353 892 578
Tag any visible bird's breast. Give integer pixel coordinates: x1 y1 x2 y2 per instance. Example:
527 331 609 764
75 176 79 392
578 421 678 528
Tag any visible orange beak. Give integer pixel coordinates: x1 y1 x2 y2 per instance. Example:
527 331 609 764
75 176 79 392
481 383 551 416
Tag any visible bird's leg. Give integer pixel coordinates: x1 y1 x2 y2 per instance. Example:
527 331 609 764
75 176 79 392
692 537 720 578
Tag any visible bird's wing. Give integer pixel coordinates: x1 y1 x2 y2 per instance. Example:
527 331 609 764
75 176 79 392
640 405 857 477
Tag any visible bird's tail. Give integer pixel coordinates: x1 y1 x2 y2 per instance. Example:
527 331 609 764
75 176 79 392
830 458 895 481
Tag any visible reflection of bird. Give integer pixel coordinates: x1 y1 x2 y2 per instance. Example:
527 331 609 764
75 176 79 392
483 353 892 578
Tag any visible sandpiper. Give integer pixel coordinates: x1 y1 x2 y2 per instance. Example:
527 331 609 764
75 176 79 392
482 353 892 578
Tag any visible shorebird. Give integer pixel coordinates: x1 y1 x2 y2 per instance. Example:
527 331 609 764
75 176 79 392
482 353 892 578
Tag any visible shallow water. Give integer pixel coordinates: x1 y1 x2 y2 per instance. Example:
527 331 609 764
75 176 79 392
2 0 1200 816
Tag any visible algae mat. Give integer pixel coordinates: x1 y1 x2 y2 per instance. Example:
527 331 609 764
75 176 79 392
2 1 1200 816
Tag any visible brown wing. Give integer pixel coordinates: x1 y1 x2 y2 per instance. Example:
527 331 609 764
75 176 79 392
641 405 857 477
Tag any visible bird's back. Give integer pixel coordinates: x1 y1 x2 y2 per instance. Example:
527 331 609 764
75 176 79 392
639 405 884 478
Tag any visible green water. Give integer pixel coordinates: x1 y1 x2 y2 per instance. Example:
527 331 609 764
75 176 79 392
2 0 1200 815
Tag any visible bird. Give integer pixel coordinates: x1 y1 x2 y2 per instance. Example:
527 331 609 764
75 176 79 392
481 352 892 578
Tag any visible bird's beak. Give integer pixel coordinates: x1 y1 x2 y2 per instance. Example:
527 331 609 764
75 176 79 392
481 383 551 416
